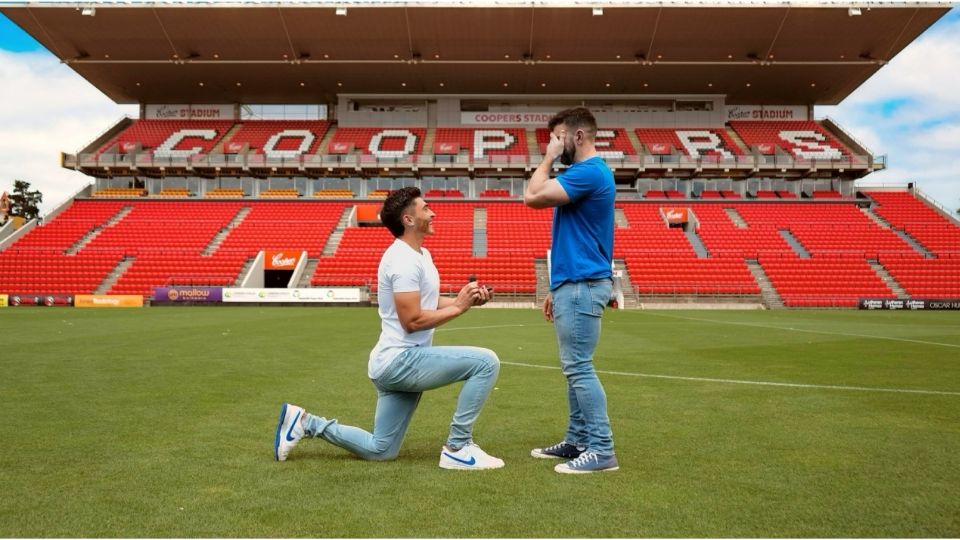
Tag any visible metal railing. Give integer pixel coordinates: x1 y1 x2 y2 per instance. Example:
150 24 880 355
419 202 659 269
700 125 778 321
66 151 883 172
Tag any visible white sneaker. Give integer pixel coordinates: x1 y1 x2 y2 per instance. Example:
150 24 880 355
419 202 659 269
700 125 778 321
438 442 505 470
274 403 305 462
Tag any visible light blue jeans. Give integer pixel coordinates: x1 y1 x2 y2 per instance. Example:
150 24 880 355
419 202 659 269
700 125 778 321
552 278 615 456
302 345 500 461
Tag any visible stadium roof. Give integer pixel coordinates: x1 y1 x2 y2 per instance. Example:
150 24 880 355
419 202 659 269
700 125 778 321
1 1 951 105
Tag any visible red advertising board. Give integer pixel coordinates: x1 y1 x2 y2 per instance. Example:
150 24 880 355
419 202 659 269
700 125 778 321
265 250 302 270
662 207 689 224
355 204 381 224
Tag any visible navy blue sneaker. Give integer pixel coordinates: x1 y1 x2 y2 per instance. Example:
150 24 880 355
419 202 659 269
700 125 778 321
555 451 619 474
530 441 585 460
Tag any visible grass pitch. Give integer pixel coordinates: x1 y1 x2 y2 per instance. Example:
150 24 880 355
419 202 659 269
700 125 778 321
1 306 959 537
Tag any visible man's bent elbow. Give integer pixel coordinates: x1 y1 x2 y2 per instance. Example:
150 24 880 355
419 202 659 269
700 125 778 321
524 192 544 209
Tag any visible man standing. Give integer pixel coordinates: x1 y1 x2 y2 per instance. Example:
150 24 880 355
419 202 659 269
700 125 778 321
524 107 618 474
275 187 504 470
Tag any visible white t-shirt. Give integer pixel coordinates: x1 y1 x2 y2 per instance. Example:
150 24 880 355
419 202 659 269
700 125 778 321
368 238 441 379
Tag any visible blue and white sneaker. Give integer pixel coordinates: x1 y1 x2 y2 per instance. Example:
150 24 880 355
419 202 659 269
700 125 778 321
530 441 585 460
439 442 505 470
554 451 619 474
274 403 305 462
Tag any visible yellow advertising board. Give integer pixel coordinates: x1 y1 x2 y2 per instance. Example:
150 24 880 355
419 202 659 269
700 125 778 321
74 294 144 308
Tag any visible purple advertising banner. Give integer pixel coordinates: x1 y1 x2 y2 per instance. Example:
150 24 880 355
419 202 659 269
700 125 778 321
153 286 223 303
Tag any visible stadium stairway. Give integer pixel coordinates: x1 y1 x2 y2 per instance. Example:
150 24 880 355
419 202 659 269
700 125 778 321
892 229 935 258
95 256 136 294
203 206 252 256
322 206 355 256
859 206 893 229
233 257 255 286
297 259 319 288
723 207 748 229
779 229 811 258
66 206 134 255
614 258 639 308
473 207 487 257
685 228 710 258
746 259 785 309
866 259 909 299
534 258 550 305
614 208 629 228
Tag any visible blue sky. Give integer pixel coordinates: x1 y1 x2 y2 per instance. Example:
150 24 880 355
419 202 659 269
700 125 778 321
0 7 957 213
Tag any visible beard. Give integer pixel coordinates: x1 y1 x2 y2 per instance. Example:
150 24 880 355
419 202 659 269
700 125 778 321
559 143 576 166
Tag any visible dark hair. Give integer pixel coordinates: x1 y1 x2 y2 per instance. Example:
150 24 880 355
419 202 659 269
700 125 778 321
548 107 597 139
380 186 421 238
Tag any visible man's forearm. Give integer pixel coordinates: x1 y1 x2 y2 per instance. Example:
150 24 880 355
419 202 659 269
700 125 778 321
525 156 554 198
404 304 463 333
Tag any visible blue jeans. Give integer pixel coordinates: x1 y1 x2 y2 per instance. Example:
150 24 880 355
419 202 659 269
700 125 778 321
552 279 614 456
302 346 500 461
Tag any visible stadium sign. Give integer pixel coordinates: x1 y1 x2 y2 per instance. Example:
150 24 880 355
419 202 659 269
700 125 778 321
726 105 808 122
153 286 223 304
859 298 960 310
145 104 234 120
461 112 554 126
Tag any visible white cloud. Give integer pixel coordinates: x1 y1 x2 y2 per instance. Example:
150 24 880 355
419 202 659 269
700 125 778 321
818 11 960 213
0 51 137 212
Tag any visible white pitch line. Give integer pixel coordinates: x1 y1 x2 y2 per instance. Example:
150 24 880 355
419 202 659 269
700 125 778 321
637 311 960 349
436 323 528 332
501 361 960 397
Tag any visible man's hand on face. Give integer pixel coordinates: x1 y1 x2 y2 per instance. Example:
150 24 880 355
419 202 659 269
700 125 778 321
546 130 565 162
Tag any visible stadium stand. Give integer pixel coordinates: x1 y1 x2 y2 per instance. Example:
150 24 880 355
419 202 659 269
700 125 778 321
729 121 851 160
155 188 191 198
866 191 960 256
205 188 245 198
313 189 355 198
222 121 330 155
434 128 528 159
216 202 346 259
635 128 744 158
93 188 146 198
99 120 235 156
328 128 426 157
3 192 960 305
479 189 512 198
260 189 301 198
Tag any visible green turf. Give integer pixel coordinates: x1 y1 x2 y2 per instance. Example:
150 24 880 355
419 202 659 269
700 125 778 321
1 306 959 537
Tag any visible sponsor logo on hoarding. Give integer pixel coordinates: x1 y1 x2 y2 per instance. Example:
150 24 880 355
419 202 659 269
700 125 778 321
0 294 7 307
74 295 144 308
265 250 302 270
221 287 362 303
650 143 670 154
662 207 689 224
905 299 926 310
272 253 296 268
154 287 223 303
884 299 905 310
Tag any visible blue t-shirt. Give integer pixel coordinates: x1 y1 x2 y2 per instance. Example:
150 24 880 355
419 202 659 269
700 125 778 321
550 155 615 289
